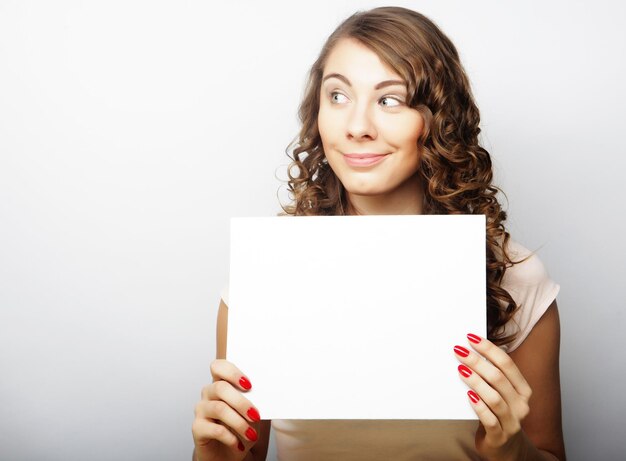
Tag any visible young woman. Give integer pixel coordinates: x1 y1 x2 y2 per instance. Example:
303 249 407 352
192 7 565 461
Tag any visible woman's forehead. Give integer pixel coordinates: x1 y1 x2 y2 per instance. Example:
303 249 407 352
322 39 404 86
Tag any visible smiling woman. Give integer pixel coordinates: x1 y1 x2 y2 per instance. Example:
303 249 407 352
318 38 425 213
192 6 565 461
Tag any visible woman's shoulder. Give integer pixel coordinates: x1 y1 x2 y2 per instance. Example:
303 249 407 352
500 238 552 289
220 284 230 306
221 214 288 306
498 237 561 353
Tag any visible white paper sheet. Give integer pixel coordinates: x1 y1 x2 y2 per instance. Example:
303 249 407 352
227 215 485 419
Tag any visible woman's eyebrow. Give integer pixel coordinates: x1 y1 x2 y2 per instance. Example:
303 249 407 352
321 73 406 90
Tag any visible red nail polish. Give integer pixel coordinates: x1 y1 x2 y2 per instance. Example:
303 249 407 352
245 427 258 442
467 333 481 344
458 364 472 378
239 376 252 390
468 390 480 404
237 440 245 451
247 407 260 422
454 345 470 357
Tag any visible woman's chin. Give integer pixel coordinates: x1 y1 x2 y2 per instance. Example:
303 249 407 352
343 183 389 197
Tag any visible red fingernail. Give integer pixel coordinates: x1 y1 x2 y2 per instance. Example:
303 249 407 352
239 376 252 390
458 364 472 378
467 333 481 344
245 427 258 442
468 390 480 404
237 440 245 451
454 345 470 357
247 407 260 422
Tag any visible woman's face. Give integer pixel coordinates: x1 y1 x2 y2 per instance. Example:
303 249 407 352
318 37 425 198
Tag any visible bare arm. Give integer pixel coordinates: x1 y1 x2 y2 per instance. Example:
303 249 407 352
192 298 271 461
217 299 271 461
456 299 566 460
508 300 566 460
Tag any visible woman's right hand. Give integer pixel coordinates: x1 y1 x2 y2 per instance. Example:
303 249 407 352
192 359 262 461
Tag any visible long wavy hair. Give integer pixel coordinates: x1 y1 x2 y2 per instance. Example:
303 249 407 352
280 6 526 346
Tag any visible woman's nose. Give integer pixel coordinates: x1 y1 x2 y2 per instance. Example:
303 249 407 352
346 103 377 140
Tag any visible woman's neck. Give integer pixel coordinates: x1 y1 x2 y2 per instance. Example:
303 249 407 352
345 174 425 216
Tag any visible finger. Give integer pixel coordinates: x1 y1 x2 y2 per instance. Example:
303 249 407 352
192 416 240 450
466 389 503 437
195 398 260 444
201 380 262 424
458 362 514 418
466 333 532 399
209 359 254 392
454 344 520 409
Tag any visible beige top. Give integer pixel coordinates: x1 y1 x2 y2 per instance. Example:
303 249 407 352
220 239 560 460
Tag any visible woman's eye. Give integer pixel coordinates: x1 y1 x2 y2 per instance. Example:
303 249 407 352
380 96 402 107
328 92 402 107
330 91 348 103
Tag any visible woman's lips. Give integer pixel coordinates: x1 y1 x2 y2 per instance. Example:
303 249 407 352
343 153 389 167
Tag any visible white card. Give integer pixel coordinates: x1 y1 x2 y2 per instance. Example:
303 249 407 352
228 215 485 419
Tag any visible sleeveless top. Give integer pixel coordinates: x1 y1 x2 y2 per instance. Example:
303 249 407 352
220 239 560 460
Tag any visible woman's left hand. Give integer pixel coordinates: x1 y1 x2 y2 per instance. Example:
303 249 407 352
454 333 533 461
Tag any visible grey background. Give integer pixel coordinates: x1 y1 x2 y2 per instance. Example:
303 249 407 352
1 0 624 459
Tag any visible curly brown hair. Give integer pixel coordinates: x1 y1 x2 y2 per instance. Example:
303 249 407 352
280 6 527 346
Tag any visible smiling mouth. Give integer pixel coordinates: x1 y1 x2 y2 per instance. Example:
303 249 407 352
342 153 389 167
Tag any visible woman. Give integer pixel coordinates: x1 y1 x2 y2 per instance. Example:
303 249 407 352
192 6 565 460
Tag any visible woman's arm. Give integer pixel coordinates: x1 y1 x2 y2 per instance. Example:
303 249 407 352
191 299 271 461
508 299 566 460
218 301 272 461
455 299 566 461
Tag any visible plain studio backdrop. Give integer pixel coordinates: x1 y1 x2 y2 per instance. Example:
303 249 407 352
1 0 624 459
